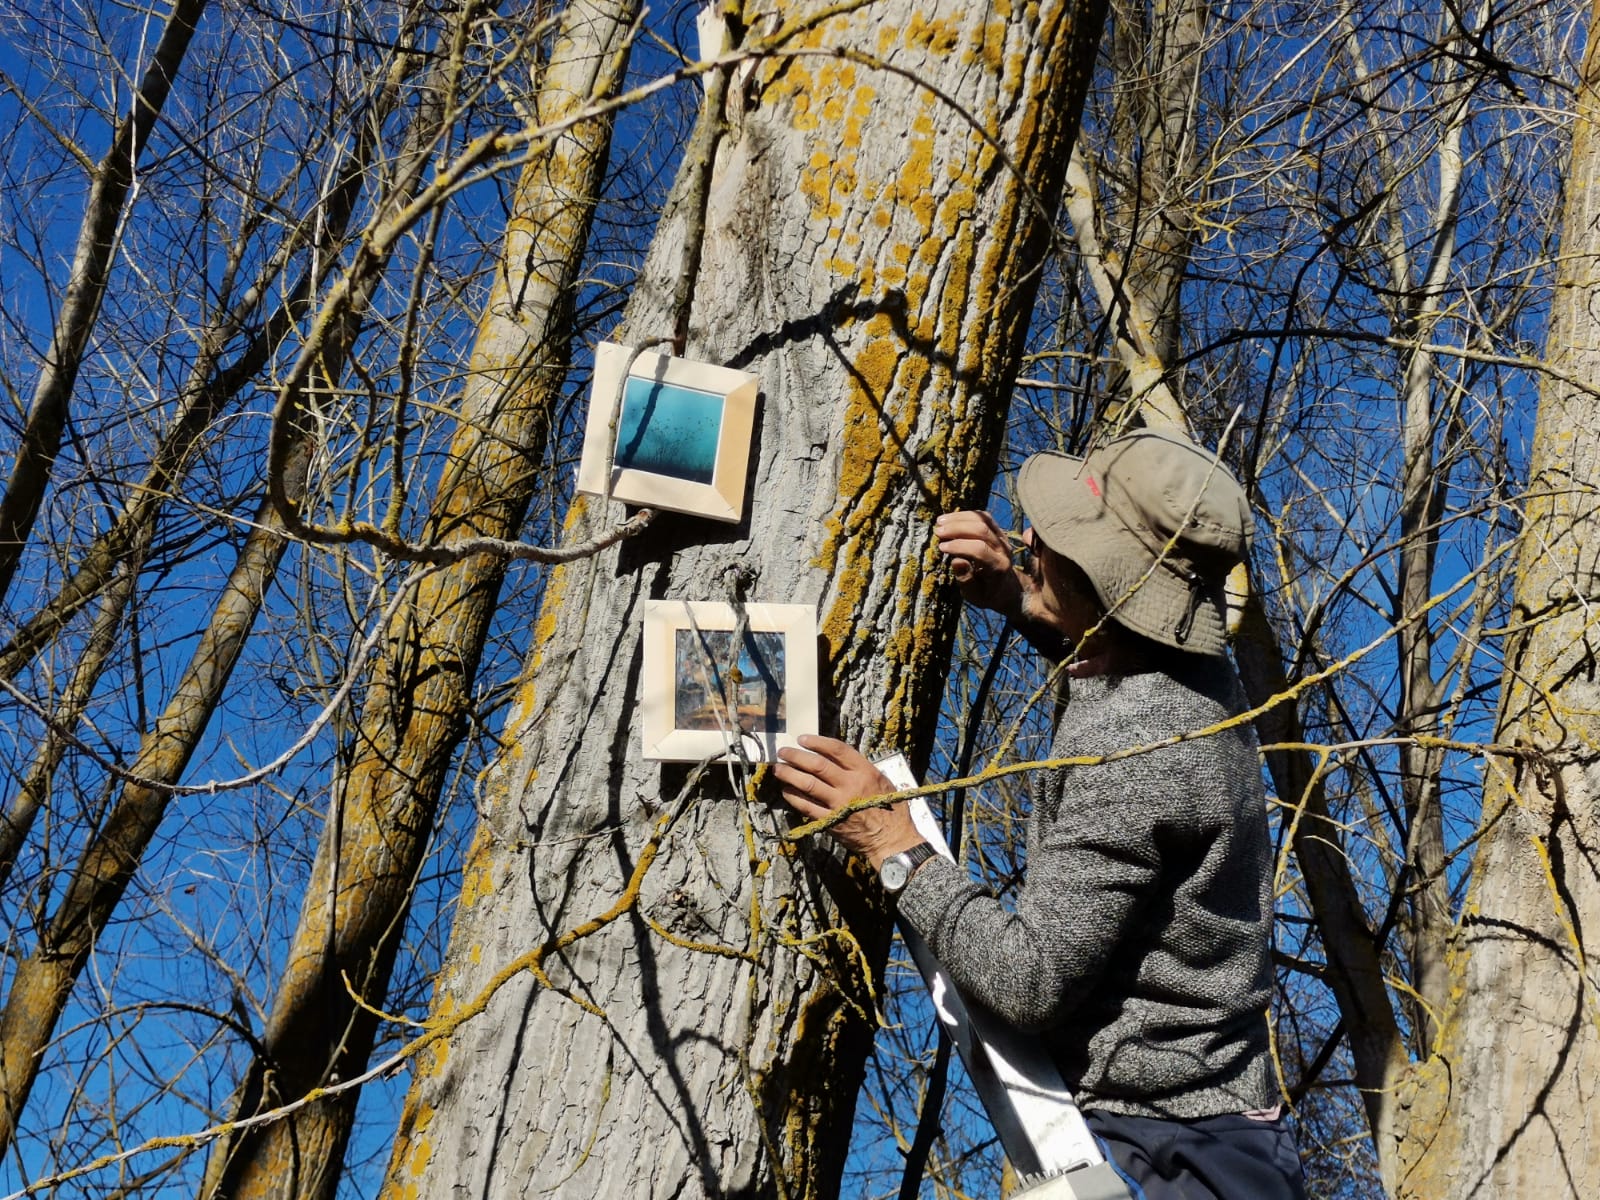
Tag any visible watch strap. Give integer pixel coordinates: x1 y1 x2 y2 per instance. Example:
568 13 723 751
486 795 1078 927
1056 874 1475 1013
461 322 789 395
881 841 938 895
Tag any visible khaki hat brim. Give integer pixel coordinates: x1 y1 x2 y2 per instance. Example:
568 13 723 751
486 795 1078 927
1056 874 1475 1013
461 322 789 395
1018 451 1229 656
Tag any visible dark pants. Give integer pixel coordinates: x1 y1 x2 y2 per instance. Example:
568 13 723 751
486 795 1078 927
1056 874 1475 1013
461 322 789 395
1085 1109 1308 1200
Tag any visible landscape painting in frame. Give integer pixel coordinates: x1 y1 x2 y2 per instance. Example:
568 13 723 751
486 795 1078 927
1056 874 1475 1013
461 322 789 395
640 600 818 762
576 342 759 523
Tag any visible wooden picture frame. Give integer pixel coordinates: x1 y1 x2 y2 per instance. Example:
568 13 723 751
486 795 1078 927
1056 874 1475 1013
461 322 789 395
576 342 759 523
640 600 818 762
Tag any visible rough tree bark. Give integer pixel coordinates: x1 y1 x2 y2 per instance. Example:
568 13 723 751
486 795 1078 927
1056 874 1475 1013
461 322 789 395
380 2 1109 1197
199 3 643 1196
1393 4 1600 1193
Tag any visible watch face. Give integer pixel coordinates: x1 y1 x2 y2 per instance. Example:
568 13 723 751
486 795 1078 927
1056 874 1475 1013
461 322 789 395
880 856 909 892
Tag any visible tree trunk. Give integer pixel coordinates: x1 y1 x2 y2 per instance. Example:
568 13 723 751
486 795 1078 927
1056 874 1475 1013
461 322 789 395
0 0 207 605
0 419 313 1157
200 4 642 1196
1096 0 1206 416
1393 4 1600 1193
381 3 1109 1197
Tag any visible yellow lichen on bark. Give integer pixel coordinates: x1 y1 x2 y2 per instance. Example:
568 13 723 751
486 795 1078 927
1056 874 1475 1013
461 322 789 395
500 493 590 752
903 11 961 54
455 824 501 913
776 13 1032 740
967 20 1008 71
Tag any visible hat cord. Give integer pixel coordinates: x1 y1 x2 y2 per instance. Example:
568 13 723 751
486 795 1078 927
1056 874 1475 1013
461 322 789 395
1173 572 1204 645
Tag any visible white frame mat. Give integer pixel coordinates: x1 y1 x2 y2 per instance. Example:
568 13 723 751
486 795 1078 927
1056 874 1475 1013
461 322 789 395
576 341 759 523
640 600 818 762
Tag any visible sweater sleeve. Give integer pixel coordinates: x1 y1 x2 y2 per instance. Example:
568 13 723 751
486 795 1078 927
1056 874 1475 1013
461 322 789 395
896 757 1163 1032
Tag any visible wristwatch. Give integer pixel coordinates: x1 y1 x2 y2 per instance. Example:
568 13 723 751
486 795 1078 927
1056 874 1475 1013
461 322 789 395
878 842 938 897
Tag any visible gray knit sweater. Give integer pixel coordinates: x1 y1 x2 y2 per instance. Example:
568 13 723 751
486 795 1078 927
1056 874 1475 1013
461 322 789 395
897 656 1276 1119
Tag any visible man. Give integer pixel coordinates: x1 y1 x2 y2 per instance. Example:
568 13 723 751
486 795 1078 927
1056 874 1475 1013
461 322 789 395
775 428 1306 1199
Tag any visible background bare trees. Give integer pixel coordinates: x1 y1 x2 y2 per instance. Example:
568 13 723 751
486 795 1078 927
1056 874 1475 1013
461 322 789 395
0 0 658 1189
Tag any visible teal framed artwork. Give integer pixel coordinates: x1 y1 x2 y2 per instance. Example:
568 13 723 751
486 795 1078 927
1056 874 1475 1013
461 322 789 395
577 342 759 523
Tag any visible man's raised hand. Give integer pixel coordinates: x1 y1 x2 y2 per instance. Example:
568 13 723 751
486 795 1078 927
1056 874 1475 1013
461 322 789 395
935 510 1023 615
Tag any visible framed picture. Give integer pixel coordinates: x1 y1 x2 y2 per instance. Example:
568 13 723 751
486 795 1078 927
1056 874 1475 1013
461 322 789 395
640 600 818 762
576 342 759 523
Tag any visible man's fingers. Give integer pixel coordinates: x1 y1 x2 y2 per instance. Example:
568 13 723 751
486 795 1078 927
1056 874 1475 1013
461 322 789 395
774 760 843 828
979 510 1012 539
936 511 1013 574
776 745 841 785
778 787 829 822
792 734 867 771
938 537 1009 567
936 510 1006 542
773 758 818 792
774 756 843 810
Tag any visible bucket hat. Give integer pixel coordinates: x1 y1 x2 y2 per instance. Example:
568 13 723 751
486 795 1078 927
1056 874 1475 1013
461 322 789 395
1016 429 1251 656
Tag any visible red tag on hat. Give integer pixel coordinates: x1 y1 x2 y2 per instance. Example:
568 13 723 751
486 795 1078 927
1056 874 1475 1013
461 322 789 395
1085 474 1102 498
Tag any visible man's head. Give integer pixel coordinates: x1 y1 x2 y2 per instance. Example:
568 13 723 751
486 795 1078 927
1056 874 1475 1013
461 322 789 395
1016 429 1251 657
